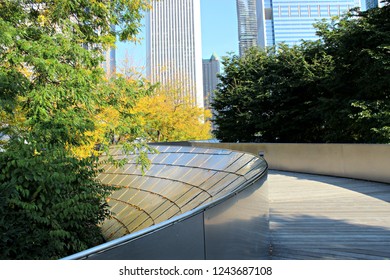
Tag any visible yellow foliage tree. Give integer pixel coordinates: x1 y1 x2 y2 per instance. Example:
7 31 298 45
0 75 153 158
133 83 212 142
71 76 154 158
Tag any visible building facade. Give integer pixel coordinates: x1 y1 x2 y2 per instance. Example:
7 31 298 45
102 46 116 78
202 53 221 110
98 24 116 78
258 0 363 47
236 0 259 56
146 0 204 108
365 0 387 8
238 0 368 52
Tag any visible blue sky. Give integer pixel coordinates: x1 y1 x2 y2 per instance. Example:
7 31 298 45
116 0 238 71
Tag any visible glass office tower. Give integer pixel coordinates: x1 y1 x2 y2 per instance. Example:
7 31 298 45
257 0 363 47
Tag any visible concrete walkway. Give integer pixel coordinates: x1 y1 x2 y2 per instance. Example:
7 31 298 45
268 170 390 260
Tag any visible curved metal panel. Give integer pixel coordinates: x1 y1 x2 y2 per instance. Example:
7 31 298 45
204 175 269 259
85 213 205 260
62 145 268 260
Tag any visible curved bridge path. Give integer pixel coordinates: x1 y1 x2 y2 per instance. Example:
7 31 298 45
268 170 390 260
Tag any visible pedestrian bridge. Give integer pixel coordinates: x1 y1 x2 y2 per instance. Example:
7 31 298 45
63 143 390 260
268 170 390 259
63 145 269 260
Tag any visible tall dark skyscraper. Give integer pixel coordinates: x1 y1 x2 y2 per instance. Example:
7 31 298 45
202 53 220 110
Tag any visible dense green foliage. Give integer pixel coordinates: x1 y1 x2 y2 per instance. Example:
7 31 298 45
213 3 390 143
0 142 113 259
0 0 151 259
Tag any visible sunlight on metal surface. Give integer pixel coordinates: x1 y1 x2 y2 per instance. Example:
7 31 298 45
98 145 267 242
63 145 268 260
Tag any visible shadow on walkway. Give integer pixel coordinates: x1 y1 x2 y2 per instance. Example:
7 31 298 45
270 214 390 260
268 170 390 260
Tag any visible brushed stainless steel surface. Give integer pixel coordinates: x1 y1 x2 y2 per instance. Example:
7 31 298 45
85 213 205 260
62 145 268 260
204 175 269 259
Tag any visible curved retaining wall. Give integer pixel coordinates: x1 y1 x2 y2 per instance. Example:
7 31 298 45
190 142 390 184
63 145 268 260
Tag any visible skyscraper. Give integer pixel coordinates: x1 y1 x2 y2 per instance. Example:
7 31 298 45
101 24 116 78
258 0 363 47
203 53 221 131
202 53 221 110
102 46 116 78
236 0 259 56
237 0 365 51
146 0 204 108
365 0 386 8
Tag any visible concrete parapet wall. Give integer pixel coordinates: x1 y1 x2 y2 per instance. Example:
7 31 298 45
191 143 390 184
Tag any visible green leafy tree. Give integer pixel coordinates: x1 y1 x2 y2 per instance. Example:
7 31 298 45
213 44 333 142
213 50 273 142
315 2 390 142
0 0 151 259
0 142 113 259
260 43 334 142
213 3 389 143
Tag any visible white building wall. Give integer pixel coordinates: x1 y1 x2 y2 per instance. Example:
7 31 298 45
102 47 116 78
146 0 204 108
